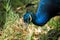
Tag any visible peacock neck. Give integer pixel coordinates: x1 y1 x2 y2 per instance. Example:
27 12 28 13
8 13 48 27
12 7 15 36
32 0 52 26
36 0 51 18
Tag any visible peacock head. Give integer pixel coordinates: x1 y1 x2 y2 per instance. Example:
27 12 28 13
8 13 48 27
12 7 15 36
23 3 35 24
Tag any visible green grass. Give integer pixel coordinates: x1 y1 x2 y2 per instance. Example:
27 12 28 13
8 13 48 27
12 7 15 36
0 0 60 40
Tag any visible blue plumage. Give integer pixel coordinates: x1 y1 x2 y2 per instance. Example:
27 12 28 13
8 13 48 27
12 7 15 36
23 0 60 26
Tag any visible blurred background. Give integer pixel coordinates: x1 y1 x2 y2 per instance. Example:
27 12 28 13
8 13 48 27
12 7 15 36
0 0 60 40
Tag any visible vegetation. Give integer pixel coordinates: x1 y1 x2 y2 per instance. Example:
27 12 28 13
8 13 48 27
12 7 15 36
0 0 60 40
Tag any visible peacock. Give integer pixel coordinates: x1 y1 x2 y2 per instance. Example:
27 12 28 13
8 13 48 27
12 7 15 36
23 0 60 26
